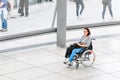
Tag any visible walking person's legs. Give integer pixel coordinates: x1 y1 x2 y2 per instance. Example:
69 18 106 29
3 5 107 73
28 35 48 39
102 4 107 19
1 8 8 32
25 0 29 17
76 2 79 17
108 2 113 18
80 2 84 15
20 0 24 16
18 0 22 13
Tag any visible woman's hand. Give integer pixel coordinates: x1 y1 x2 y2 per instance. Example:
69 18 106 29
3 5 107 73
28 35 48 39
76 43 87 47
76 43 81 46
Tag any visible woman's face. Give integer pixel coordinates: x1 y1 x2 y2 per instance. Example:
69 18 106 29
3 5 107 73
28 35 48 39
83 29 88 37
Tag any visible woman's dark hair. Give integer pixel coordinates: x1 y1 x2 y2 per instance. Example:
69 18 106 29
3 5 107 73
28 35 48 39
84 27 91 36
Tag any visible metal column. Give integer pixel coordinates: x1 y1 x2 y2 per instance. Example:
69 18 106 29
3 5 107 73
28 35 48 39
57 0 67 48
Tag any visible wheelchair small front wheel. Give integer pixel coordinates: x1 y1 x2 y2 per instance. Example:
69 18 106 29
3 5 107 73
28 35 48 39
81 50 95 67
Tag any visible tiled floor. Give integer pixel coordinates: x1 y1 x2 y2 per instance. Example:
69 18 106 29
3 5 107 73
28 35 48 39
0 0 120 79
0 34 120 80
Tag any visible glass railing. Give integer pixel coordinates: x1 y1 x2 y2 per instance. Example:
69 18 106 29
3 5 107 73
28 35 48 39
0 0 120 39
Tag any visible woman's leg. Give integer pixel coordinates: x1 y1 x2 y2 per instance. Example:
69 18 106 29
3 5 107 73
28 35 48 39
76 2 79 16
69 48 83 62
25 0 29 17
1 8 8 31
108 2 113 18
80 1 84 15
20 0 24 16
102 4 107 19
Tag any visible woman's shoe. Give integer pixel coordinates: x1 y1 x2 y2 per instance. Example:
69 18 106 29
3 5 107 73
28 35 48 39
68 62 73 66
63 58 68 64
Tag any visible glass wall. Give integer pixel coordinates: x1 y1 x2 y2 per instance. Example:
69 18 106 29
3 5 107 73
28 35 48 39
1 0 120 38
14 0 38 7
67 0 120 26
14 0 48 6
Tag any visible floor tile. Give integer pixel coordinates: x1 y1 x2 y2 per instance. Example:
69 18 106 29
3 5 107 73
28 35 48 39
110 71 120 79
31 74 72 80
94 62 120 73
0 76 14 80
82 74 120 80
94 55 119 65
4 50 52 60
0 55 16 65
6 67 53 80
22 55 63 66
59 67 105 80
41 62 71 73
109 54 120 59
0 61 34 75
94 38 115 48
93 50 105 56
46 47 66 56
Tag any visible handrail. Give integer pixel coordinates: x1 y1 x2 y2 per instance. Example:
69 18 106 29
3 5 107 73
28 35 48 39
0 21 120 41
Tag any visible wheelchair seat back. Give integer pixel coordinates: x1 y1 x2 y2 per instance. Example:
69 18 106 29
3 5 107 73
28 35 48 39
88 42 93 50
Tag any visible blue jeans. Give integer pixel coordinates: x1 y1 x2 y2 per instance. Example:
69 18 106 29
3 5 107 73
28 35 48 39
69 48 84 62
1 9 7 29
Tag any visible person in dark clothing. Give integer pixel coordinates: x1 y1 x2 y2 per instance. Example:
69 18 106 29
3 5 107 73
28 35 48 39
75 0 84 17
19 0 29 17
102 0 113 19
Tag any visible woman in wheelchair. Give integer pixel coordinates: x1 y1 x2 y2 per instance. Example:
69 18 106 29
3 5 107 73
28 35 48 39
64 27 91 66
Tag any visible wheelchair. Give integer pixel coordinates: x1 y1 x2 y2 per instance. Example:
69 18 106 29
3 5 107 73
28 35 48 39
64 38 95 69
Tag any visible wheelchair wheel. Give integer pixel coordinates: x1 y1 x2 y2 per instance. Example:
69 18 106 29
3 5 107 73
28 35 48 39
81 50 95 67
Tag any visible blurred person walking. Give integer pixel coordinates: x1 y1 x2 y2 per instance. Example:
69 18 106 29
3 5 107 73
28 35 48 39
75 0 85 17
0 0 8 32
18 0 29 17
102 0 113 19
